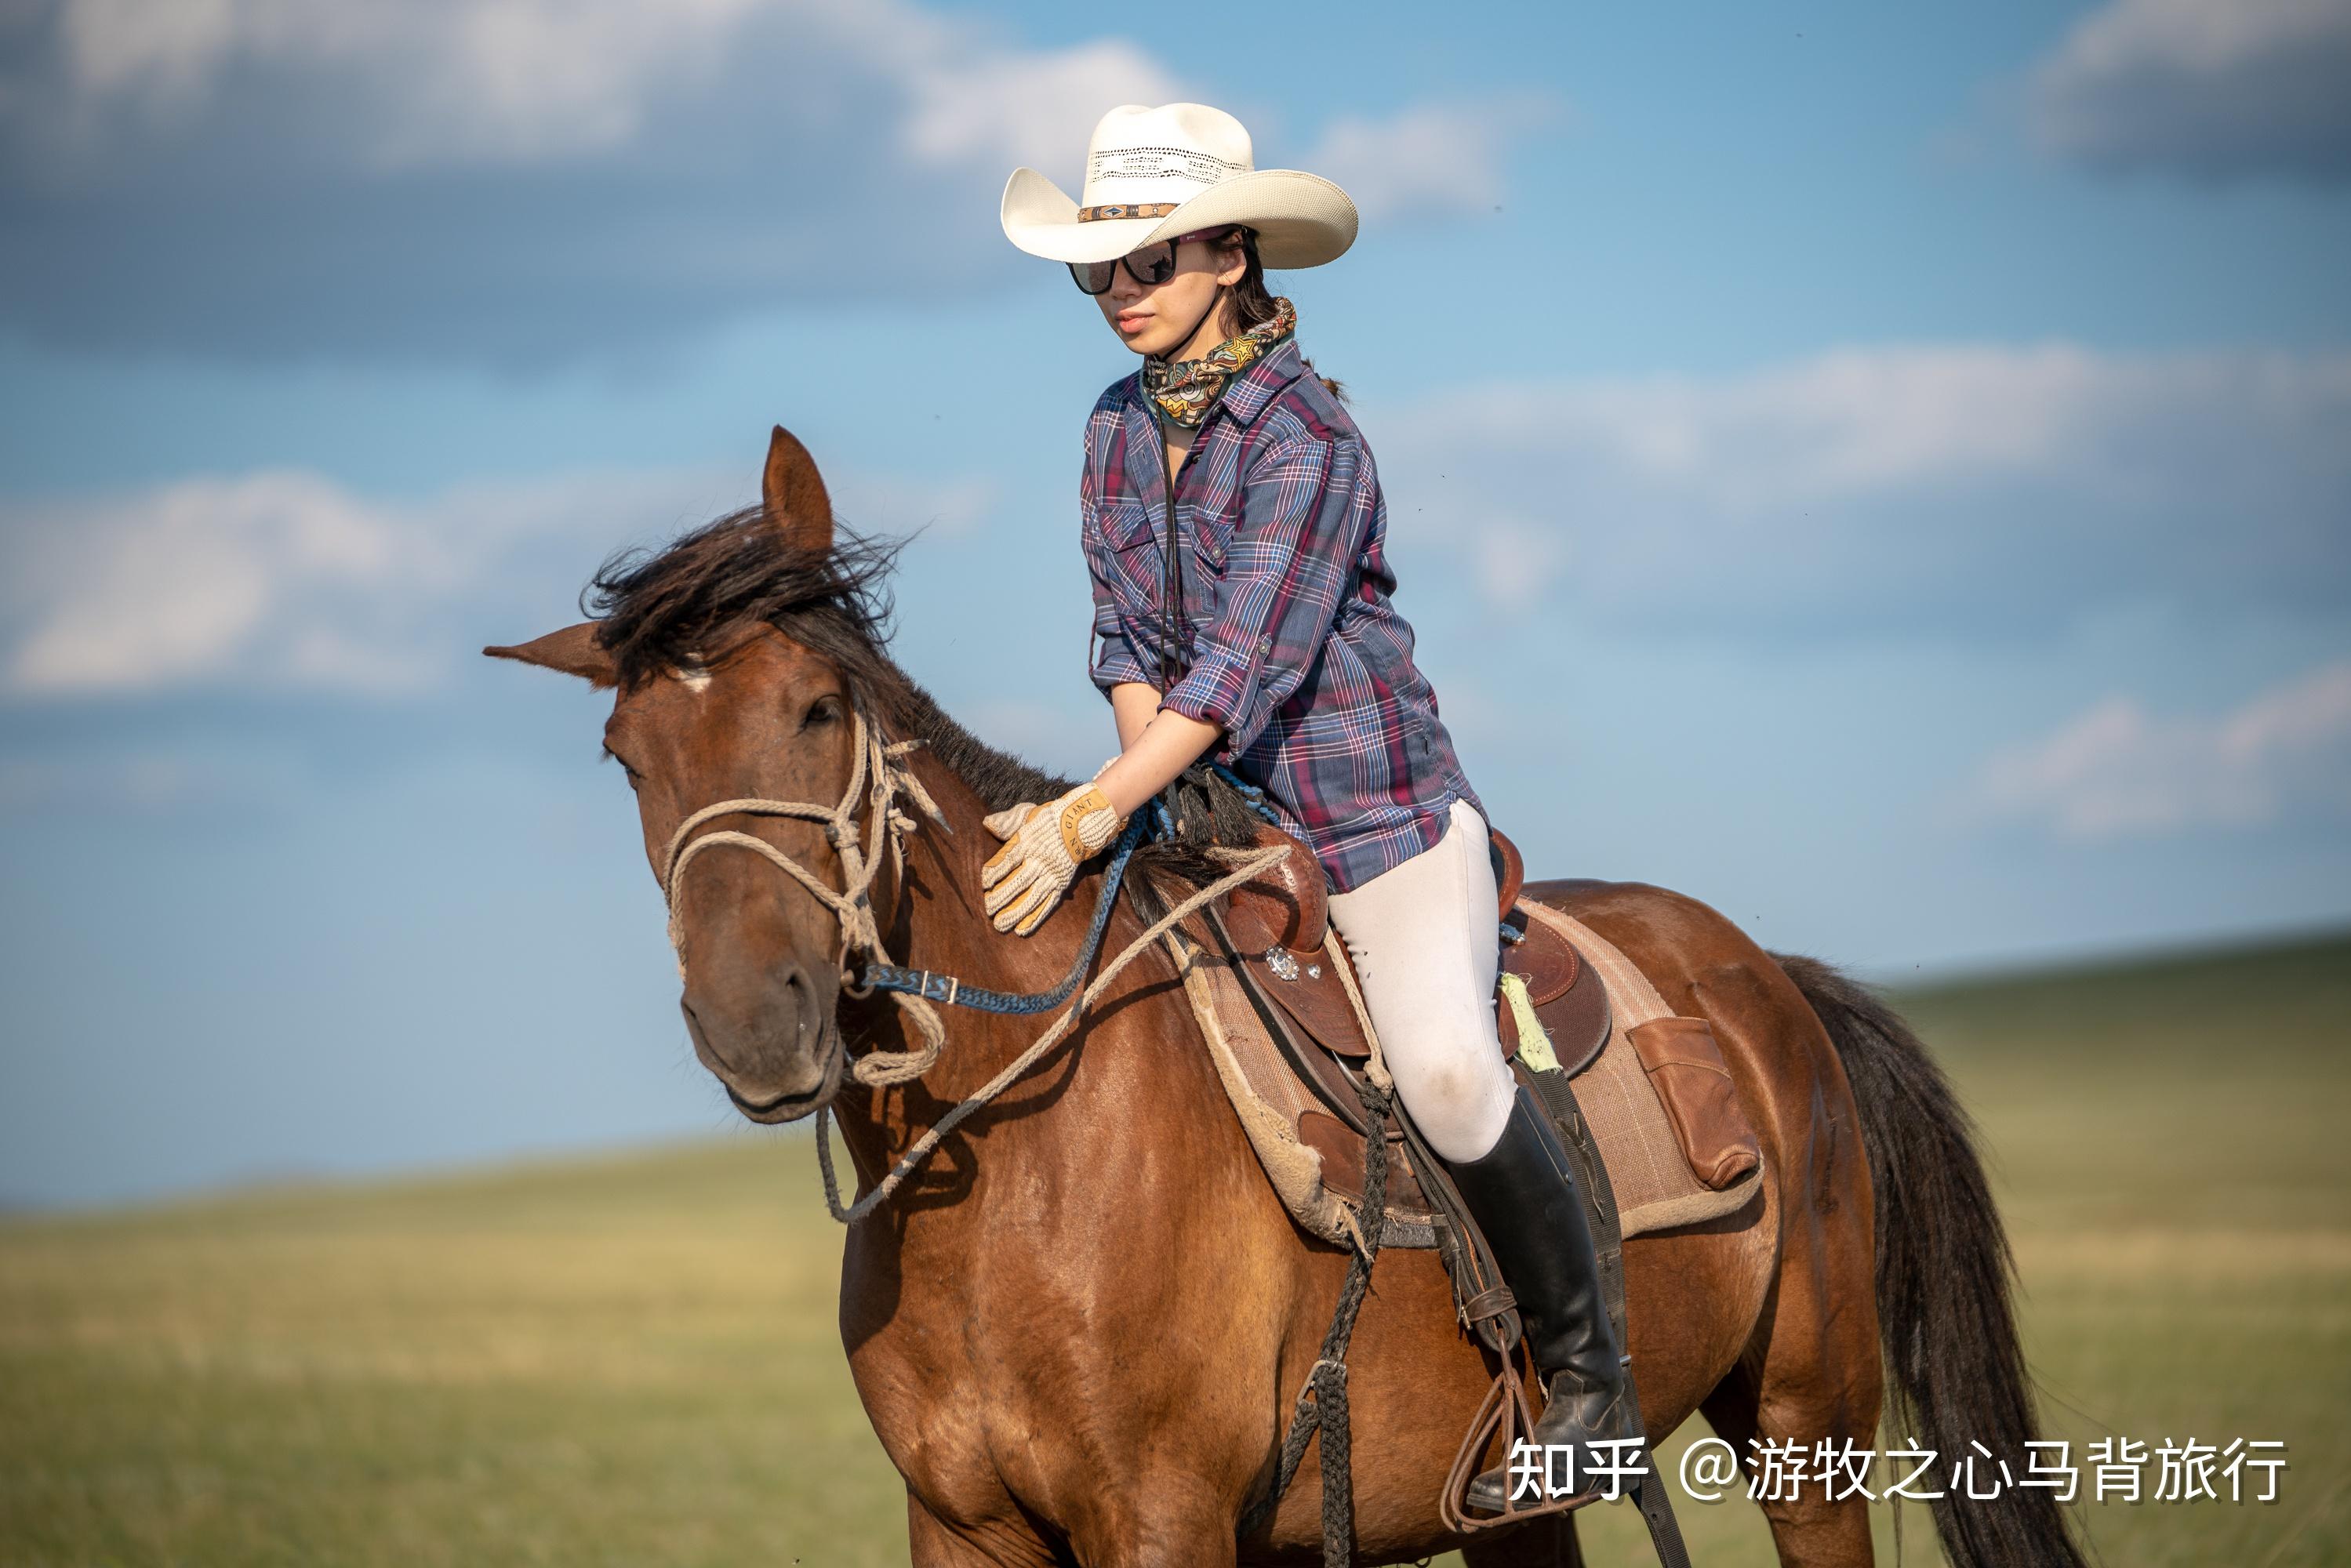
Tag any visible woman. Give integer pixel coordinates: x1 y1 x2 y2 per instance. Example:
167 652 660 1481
983 103 1642 1508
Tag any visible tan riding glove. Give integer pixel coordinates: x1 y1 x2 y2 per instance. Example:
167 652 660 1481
980 775 1127 937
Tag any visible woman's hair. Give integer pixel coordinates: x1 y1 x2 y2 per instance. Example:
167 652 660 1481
1209 227 1346 403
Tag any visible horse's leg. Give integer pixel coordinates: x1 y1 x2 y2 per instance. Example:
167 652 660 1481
1691 1083 1882 1566
905 1488 1060 1568
1060 1481 1239 1568
1699 1275 1881 1568
1460 1513 1586 1567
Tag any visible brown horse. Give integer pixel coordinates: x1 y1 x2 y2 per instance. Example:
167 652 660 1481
487 427 2088 1568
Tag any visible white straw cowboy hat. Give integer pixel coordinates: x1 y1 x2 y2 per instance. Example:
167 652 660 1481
1001 103 1358 270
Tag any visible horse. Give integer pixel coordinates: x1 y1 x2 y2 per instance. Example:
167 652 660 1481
485 426 2088 1568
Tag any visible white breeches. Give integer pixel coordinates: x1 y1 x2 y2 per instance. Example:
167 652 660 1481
1323 796 1517 1163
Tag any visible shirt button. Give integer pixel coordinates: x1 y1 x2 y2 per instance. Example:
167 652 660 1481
1257 633 1273 655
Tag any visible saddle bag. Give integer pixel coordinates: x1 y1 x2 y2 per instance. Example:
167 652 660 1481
1624 1015 1760 1190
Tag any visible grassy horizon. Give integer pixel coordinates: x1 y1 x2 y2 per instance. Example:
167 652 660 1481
5 930 2346 1565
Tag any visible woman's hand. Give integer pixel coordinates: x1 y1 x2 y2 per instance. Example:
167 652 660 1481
976 705 1222 937
979 781 1127 936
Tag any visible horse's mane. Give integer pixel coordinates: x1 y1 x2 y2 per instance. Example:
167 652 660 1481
583 508 1072 815
583 506 1265 893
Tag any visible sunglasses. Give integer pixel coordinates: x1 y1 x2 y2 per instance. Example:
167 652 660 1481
1066 228 1245 296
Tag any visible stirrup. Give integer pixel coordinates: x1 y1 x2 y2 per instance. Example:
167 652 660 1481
1438 1347 1608 1534
1470 1359 1646 1508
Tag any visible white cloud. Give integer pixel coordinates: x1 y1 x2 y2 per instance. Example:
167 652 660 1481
1301 95 1561 220
49 0 1172 178
1470 512 1571 614
2 4 1541 363
2029 0 2351 180
41 0 1502 191
1979 661 2351 837
4 468 621 695
1372 343 2351 628
899 36 1178 172
31 341 2333 699
2 0 1186 361
0 456 1000 697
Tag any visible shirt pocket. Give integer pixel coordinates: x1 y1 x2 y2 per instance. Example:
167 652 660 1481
1097 498 1160 555
1191 495 1237 572
1104 499 1228 664
1105 493 1234 573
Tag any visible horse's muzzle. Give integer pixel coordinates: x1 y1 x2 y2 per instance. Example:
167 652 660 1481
681 964 842 1122
721 1026 844 1123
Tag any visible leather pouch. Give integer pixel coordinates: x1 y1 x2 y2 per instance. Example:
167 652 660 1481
1625 1015 1761 1190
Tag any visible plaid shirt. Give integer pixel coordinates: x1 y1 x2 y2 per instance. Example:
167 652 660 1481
1080 336 1484 893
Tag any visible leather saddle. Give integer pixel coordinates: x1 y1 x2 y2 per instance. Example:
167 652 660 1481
1205 817 1612 1212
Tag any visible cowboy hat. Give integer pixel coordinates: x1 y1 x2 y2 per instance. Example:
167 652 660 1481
1001 103 1358 270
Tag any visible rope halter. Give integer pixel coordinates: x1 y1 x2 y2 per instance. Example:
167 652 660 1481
657 710 951 1087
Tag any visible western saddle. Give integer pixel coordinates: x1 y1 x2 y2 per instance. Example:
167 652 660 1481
1201 815 1612 1219
1190 815 1700 1560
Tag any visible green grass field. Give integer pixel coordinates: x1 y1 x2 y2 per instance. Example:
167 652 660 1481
5 931 2346 1566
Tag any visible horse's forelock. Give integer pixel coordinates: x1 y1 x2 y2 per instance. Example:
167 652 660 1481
586 508 896 692
581 510 1070 815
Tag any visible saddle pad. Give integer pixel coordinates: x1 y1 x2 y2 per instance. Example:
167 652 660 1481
1160 922 1440 1251
1169 898 1764 1249
1514 902 1766 1239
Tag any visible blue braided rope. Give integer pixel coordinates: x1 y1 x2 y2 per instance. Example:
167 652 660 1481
858 811 1153 1015
1210 761 1282 825
858 765 1277 1017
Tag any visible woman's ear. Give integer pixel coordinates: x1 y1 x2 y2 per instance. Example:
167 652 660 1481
1215 241 1249 289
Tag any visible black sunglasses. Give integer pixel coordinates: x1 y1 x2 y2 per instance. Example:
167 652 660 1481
1068 241 1180 296
1066 228 1246 296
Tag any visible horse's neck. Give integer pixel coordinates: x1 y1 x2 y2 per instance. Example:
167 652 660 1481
824 746 1249 1277
829 749 1096 1167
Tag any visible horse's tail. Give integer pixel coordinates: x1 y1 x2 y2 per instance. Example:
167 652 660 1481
1770 951 2089 1568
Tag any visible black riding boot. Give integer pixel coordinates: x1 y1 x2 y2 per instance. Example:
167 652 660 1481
1442 1081 1646 1512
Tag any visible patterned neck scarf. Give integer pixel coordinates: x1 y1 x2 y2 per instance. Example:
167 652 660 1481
1141 295 1297 429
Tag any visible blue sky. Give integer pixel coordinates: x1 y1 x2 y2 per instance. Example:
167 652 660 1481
2 0 2346 1207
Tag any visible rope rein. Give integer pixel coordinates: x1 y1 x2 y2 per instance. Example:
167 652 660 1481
813 837 1283 1225
657 710 1288 1225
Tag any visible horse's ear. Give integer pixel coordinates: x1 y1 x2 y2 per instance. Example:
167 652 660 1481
483 622 618 689
762 424 834 555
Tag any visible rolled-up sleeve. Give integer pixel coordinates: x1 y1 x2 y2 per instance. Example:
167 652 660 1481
1088 604 1148 696
1159 434 1356 760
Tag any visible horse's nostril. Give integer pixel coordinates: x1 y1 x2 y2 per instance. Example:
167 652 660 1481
779 967 816 1043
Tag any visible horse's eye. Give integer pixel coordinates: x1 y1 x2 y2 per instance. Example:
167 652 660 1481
801 695 844 731
601 743 645 788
